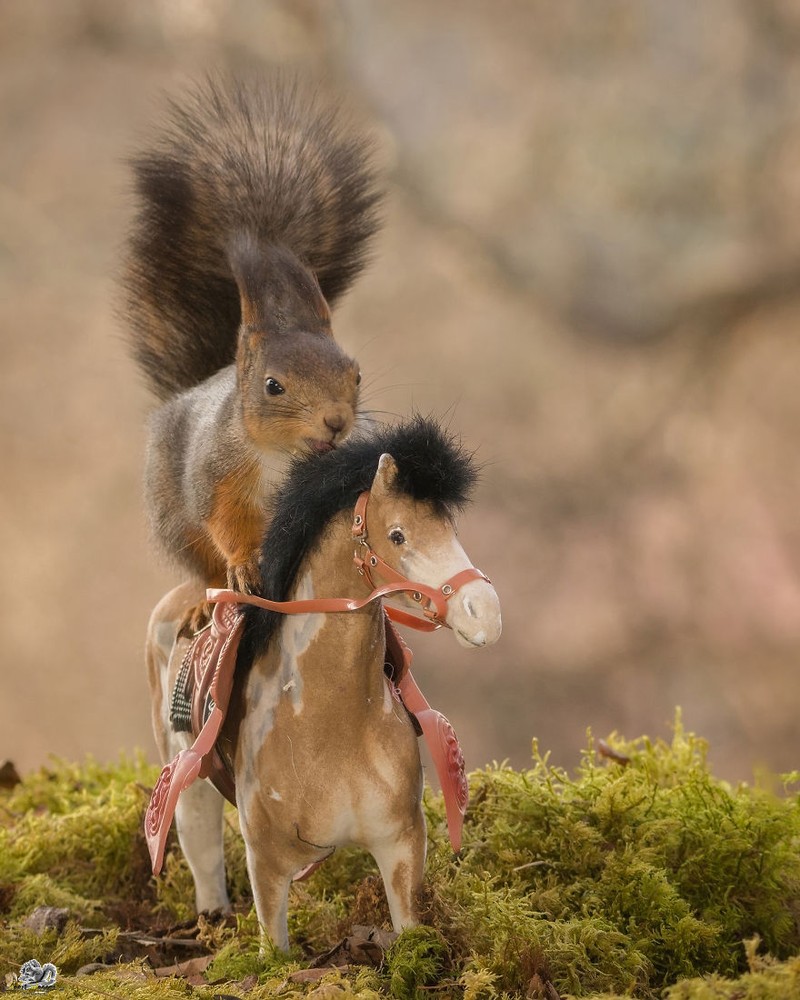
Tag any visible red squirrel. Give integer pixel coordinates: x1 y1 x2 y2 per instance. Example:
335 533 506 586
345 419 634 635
121 77 381 604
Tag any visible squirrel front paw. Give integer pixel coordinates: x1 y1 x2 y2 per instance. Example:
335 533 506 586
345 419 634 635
178 600 212 638
227 557 262 595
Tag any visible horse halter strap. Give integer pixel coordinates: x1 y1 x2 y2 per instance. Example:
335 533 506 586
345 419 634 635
351 490 490 630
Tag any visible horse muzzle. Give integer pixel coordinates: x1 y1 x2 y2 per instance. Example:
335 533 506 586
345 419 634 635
446 576 502 648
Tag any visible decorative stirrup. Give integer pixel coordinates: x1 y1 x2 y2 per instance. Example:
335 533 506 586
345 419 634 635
144 601 243 875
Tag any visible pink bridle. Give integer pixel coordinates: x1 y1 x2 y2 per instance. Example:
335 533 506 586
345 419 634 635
350 490 490 631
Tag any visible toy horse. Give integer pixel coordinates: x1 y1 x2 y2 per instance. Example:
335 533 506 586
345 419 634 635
146 417 502 951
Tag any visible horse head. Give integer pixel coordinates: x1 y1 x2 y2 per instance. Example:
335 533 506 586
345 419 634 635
358 451 502 648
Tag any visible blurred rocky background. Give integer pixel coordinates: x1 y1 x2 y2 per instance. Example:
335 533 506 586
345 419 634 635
2 0 800 782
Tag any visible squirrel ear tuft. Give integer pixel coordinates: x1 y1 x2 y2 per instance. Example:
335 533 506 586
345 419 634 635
228 231 268 329
228 233 332 334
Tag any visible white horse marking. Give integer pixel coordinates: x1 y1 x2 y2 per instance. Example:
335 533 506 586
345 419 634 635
155 620 178 652
240 573 324 785
400 533 502 648
277 572 325 717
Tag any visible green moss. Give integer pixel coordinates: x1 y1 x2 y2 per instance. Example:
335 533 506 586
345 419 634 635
203 909 298 982
55 967 216 1000
2 717 800 999
435 714 800 996
385 926 449 999
9 873 102 921
0 920 118 974
662 936 800 999
0 754 158 917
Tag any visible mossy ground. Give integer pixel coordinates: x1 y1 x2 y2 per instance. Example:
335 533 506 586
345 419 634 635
1 714 799 999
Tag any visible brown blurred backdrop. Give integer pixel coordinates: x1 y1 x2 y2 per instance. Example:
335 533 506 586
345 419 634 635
2 0 800 783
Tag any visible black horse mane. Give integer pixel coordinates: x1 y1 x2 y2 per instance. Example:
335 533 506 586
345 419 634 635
237 415 478 669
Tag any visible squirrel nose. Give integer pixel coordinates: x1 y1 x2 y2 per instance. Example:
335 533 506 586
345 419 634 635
324 408 349 434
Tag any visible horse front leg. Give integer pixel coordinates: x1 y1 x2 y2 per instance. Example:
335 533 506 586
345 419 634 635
174 776 230 914
243 842 294 953
370 807 427 932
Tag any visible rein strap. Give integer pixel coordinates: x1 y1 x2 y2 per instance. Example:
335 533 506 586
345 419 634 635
207 577 448 629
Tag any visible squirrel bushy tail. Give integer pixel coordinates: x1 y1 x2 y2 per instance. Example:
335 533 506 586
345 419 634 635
122 76 382 401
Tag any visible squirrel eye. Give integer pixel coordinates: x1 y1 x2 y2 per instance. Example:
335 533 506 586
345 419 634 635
388 528 406 545
356 371 362 387
264 377 285 396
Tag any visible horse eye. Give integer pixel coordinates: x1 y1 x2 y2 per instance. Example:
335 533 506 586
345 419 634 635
265 377 285 396
389 528 406 545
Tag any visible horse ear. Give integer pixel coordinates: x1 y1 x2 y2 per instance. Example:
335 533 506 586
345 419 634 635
372 453 399 498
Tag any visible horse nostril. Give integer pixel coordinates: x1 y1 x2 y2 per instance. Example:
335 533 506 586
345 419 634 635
463 597 477 618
